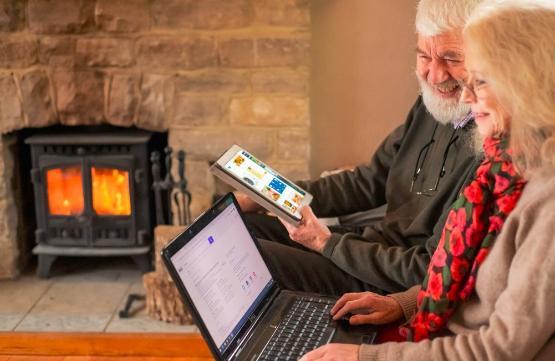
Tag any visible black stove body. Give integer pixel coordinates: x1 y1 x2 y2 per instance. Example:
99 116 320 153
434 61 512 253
26 132 154 277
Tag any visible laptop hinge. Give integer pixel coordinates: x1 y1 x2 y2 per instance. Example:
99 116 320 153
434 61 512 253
228 285 280 361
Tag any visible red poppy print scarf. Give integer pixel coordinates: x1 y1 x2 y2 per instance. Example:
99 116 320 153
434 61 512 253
402 136 526 341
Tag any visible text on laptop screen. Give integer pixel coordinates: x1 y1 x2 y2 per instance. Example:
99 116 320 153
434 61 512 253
170 201 273 353
224 149 306 218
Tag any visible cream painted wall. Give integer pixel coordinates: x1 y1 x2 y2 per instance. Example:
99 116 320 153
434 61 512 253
310 0 420 176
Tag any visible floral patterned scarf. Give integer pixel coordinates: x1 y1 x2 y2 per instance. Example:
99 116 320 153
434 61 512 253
402 136 526 341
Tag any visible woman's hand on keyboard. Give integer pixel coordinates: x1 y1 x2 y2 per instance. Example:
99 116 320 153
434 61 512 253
299 343 359 361
330 292 403 325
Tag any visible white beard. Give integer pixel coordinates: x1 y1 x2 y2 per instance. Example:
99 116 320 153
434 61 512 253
416 73 470 125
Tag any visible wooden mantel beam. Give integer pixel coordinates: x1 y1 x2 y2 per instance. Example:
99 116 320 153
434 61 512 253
0 332 212 358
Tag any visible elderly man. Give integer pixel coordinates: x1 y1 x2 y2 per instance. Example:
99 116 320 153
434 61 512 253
238 0 483 295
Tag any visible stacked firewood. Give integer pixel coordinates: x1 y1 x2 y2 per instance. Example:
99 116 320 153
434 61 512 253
143 225 193 324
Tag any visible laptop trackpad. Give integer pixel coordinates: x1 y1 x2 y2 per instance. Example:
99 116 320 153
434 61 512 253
332 320 377 345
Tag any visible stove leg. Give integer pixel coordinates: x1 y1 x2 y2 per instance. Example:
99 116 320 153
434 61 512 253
131 254 152 273
37 254 57 278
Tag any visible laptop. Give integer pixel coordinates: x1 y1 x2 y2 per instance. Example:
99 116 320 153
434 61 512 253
162 193 377 361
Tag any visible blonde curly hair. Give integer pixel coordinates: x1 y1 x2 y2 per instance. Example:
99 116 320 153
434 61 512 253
464 0 555 175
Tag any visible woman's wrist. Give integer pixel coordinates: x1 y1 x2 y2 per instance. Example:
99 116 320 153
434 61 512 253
388 285 421 322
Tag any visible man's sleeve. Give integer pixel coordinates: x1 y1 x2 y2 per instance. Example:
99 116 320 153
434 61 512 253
298 122 406 218
319 154 480 293
321 188 454 293
321 232 434 293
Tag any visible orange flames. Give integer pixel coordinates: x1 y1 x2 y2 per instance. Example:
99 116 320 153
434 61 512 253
46 167 84 216
91 167 131 216
46 166 131 216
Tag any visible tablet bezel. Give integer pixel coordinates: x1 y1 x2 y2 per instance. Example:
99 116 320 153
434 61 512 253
211 144 313 226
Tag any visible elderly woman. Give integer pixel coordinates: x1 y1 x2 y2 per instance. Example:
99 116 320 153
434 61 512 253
299 1 555 360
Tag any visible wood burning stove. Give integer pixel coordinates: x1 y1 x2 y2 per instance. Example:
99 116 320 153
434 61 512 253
26 131 155 277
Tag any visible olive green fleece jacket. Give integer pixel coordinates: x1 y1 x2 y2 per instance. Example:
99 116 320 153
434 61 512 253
360 170 555 361
298 97 479 293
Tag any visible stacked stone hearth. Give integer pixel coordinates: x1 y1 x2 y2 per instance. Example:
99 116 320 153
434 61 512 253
0 0 311 279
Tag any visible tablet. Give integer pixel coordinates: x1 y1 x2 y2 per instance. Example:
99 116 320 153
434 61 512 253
210 145 313 225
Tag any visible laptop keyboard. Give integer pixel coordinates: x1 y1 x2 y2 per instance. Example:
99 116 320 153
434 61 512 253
257 296 335 361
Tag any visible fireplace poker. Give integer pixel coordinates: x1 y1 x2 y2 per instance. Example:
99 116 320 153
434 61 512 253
177 150 192 225
151 151 166 225
164 147 174 223
151 147 192 226
118 293 146 319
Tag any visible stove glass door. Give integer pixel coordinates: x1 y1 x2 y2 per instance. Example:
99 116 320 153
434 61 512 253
46 166 85 216
91 167 131 216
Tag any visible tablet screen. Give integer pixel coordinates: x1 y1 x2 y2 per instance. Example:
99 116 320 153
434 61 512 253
223 149 306 218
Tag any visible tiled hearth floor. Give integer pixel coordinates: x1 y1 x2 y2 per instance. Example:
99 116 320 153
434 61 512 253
0 257 198 333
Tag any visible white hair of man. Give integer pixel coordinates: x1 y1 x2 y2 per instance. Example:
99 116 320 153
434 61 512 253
416 0 485 37
414 0 484 124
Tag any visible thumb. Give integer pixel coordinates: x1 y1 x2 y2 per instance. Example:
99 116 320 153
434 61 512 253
278 217 297 233
300 205 315 220
349 313 380 325
349 312 388 326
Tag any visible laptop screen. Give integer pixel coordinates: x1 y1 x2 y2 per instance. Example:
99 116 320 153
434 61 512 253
169 198 274 354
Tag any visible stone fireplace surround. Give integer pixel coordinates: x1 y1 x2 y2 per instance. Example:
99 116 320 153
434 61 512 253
0 0 311 279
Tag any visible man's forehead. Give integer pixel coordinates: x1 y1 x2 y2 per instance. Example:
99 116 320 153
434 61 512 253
417 31 464 57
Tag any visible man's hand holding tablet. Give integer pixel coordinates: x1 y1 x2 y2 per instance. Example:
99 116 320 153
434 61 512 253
210 145 313 226
277 206 332 254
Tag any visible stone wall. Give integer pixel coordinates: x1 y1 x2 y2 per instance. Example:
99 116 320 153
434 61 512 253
0 0 311 279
